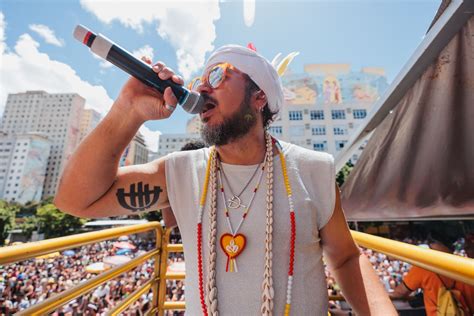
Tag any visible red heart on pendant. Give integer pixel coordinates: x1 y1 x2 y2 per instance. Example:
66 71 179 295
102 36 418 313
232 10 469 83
220 233 246 259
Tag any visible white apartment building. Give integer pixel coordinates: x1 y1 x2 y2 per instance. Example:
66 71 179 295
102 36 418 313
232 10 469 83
157 133 202 158
119 132 149 166
79 108 102 142
186 115 203 134
0 133 51 204
0 91 85 198
269 64 388 163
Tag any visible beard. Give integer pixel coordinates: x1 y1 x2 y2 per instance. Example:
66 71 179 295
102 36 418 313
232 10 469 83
201 90 257 146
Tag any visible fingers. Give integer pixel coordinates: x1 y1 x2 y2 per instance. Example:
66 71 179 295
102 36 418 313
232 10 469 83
163 87 178 108
151 62 184 85
141 56 152 65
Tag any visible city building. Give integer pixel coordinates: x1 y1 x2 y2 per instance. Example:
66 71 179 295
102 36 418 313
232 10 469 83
157 133 202 158
79 108 102 142
148 151 160 162
269 64 388 162
0 91 85 198
119 132 149 166
186 115 203 134
0 133 52 204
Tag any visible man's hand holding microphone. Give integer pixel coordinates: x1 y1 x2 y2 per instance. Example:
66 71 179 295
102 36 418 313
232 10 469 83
115 56 184 124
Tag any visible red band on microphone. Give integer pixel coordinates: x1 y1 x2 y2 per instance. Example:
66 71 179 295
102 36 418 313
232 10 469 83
83 32 92 45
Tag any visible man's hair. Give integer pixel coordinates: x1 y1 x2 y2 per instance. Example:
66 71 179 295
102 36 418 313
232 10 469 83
244 74 278 129
428 229 457 251
180 140 206 151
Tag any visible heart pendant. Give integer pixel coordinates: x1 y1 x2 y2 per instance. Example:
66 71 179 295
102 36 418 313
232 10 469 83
220 233 246 259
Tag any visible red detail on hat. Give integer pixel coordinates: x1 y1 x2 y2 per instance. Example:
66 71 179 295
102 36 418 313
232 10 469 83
247 43 257 51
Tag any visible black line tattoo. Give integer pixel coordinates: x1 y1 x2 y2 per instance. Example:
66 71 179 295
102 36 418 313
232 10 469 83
116 182 163 212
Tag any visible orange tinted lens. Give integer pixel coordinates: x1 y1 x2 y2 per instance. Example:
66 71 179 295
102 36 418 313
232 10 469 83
208 65 225 89
188 78 202 91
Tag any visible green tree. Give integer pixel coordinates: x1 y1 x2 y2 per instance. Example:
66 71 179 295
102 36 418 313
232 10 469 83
17 216 39 240
0 200 19 245
36 203 86 239
336 161 354 187
139 210 162 222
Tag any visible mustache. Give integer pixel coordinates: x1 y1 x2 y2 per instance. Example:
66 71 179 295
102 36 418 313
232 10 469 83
201 93 218 106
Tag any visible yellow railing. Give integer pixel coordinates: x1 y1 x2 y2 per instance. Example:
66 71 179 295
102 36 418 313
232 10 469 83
351 231 474 286
0 222 165 316
1 225 473 315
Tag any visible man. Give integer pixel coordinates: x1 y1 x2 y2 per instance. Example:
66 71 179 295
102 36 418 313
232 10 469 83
391 235 474 315
55 45 396 315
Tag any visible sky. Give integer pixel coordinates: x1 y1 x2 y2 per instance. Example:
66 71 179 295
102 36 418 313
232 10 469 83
0 0 440 152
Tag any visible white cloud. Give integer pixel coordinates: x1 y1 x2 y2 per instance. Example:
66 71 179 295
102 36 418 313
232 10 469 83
0 33 113 116
0 14 162 149
139 125 161 152
79 0 220 80
92 53 114 69
29 24 64 47
243 0 256 27
132 44 154 62
0 12 6 55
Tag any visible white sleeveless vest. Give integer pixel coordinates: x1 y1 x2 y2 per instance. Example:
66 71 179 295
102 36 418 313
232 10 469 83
165 141 335 315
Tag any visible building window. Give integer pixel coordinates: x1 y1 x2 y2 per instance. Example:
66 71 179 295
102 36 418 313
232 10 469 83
331 110 346 120
333 126 348 135
289 111 303 121
336 140 348 150
268 126 283 136
310 110 324 120
289 125 305 137
311 126 326 136
313 141 327 152
353 109 367 119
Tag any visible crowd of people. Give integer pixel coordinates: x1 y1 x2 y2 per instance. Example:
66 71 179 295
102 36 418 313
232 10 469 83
0 234 160 315
0 229 470 315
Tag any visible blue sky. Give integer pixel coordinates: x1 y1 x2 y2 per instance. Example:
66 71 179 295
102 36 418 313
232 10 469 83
0 0 440 151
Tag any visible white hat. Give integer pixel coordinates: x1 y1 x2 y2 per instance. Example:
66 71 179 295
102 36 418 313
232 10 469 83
204 45 284 113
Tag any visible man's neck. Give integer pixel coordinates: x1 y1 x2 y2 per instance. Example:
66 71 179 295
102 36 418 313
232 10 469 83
216 128 267 165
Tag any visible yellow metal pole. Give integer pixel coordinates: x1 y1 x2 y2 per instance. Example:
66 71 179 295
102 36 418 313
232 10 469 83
157 228 172 316
0 222 162 265
163 301 186 310
151 226 162 315
107 279 154 316
17 249 159 316
166 244 184 252
351 230 474 286
166 272 185 280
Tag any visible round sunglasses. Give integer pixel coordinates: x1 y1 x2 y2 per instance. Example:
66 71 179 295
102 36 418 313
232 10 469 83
188 63 239 92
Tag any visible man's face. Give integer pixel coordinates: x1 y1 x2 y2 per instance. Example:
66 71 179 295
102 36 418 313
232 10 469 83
197 64 259 146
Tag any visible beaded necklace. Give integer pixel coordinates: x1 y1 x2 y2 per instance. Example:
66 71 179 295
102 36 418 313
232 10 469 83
196 132 297 316
217 159 266 272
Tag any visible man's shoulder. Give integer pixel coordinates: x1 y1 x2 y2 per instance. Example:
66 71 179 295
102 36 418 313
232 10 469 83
165 147 209 163
282 141 334 166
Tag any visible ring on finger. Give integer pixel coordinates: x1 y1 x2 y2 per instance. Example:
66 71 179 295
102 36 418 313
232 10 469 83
165 104 176 112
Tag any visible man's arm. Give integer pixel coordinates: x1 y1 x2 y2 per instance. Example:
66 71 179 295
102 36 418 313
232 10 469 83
390 282 412 300
320 185 397 315
54 60 182 222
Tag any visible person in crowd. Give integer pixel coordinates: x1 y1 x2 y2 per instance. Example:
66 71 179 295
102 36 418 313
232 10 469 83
390 233 474 316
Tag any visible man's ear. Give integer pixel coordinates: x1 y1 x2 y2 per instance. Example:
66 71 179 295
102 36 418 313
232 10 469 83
254 90 267 110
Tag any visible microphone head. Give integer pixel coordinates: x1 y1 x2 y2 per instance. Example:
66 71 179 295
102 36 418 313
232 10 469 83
181 91 205 114
73 24 94 43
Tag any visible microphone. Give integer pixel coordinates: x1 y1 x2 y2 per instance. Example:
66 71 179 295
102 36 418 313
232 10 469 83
73 24 204 114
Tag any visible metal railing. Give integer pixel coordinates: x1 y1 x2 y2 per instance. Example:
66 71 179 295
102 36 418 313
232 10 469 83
351 231 474 286
0 222 164 316
1 225 473 315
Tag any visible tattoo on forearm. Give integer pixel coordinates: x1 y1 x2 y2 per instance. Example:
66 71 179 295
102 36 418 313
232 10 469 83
116 182 163 212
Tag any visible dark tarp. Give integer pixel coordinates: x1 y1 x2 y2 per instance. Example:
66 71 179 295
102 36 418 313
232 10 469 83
341 12 474 221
